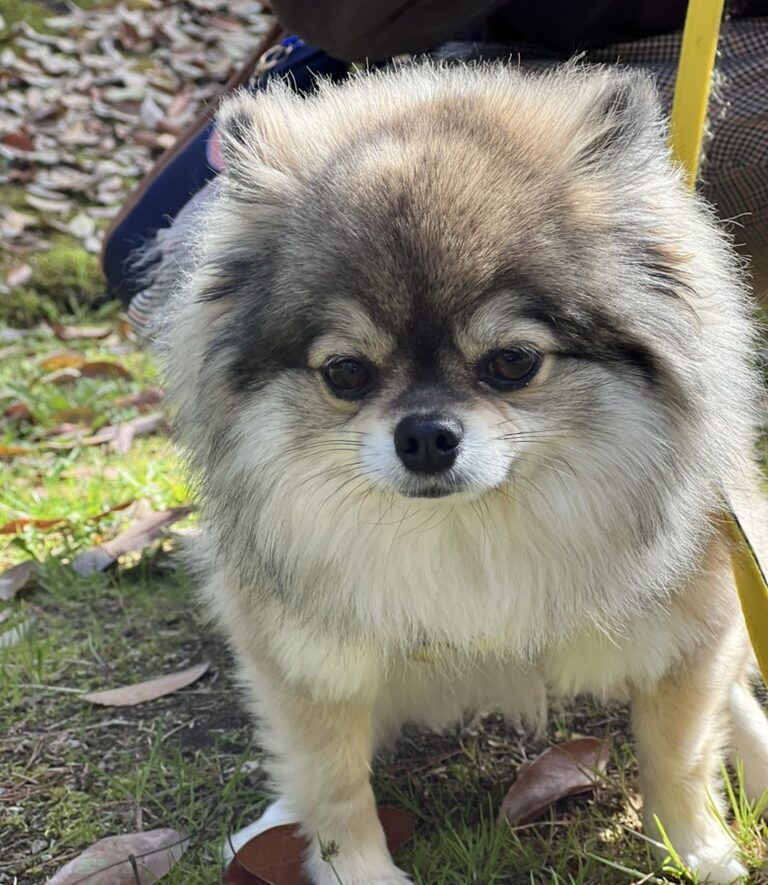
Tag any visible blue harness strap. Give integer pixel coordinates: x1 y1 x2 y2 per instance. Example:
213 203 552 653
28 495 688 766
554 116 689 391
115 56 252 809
101 37 348 306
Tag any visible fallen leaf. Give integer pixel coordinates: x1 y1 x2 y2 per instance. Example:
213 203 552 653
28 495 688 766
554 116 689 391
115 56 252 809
7 263 32 288
124 411 166 436
40 351 84 371
45 423 90 439
0 445 33 458
65 211 96 239
1 208 36 239
50 323 112 341
115 387 163 410
2 130 34 151
498 737 609 826
0 501 134 535
4 402 34 422
111 421 135 454
50 412 166 449
223 808 414 885
83 661 209 707
46 828 188 884
90 499 136 521
25 193 73 214
0 517 64 534
79 360 132 380
71 505 194 574
0 561 37 601
43 367 81 385
52 406 96 425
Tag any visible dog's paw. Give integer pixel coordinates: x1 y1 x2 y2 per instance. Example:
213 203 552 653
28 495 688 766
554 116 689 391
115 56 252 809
310 866 411 885
679 841 747 884
307 854 411 885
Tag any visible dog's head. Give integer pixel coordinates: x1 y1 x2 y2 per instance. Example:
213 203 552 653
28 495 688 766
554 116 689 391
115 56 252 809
167 64 754 539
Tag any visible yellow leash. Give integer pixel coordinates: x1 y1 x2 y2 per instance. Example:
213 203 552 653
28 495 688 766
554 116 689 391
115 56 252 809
670 0 768 683
724 510 768 683
669 0 726 188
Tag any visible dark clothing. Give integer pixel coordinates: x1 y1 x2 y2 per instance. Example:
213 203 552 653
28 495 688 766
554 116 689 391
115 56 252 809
269 0 768 60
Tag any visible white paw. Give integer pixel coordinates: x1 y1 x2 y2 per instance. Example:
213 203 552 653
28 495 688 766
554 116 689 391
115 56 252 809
306 855 410 885
680 841 747 884
314 874 410 885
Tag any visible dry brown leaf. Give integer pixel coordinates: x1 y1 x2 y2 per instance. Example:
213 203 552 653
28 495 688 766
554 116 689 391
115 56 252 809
0 500 134 536
7 262 32 288
40 350 84 371
46 828 188 884
25 193 72 214
52 406 97 425
0 561 37 601
0 517 63 534
50 323 112 341
223 808 414 885
71 505 194 574
110 421 135 454
498 737 609 826
0 208 36 239
48 426 114 448
79 360 132 380
43 367 82 385
125 411 166 436
0 445 33 458
45 423 90 439
83 661 209 706
115 387 163 410
2 130 34 151
90 499 136 521
4 402 34 422
50 412 166 449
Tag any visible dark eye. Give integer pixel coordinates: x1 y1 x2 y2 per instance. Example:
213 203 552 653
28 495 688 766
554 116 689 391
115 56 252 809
323 357 375 399
479 347 542 390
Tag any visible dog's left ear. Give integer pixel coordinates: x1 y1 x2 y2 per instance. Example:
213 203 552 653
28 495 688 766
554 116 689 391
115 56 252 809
574 71 666 171
216 85 303 199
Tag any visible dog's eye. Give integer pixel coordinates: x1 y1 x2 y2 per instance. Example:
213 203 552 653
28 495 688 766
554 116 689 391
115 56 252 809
479 347 541 390
323 357 375 399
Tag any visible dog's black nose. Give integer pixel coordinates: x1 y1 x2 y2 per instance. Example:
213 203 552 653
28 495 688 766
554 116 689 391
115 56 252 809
394 414 463 474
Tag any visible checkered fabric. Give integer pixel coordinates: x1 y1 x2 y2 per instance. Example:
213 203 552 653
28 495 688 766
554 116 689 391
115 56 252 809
434 17 768 242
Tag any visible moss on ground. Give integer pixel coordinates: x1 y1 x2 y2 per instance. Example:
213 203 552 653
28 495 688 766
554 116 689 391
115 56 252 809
1 237 108 327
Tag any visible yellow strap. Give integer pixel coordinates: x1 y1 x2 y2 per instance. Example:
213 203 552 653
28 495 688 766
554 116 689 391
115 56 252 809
669 1 768 683
669 0 726 187
724 511 768 683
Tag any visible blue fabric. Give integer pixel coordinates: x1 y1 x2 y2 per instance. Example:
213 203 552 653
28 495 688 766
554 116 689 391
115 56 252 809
103 39 349 306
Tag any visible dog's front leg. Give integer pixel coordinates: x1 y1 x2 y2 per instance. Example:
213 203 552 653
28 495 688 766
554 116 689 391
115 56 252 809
630 635 747 884
241 656 410 885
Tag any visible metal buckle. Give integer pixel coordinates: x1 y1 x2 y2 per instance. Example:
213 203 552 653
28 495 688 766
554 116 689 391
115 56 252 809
251 41 296 86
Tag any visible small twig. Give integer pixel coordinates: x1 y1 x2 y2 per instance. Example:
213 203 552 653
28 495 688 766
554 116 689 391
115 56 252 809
81 717 134 731
17 683 84 694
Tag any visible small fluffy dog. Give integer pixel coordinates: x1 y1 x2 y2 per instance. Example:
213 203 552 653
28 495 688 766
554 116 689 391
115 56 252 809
164 63 768 884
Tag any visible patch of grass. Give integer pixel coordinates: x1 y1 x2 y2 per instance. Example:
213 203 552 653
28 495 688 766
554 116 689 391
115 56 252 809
0 236 108 327
30 239 103 303
0 0 51 37
0 0 122 37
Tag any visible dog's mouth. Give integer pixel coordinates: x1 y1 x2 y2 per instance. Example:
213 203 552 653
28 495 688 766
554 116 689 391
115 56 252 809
400 478 468 499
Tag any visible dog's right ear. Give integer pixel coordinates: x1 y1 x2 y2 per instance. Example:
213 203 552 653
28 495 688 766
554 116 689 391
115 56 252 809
215 86 303 198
